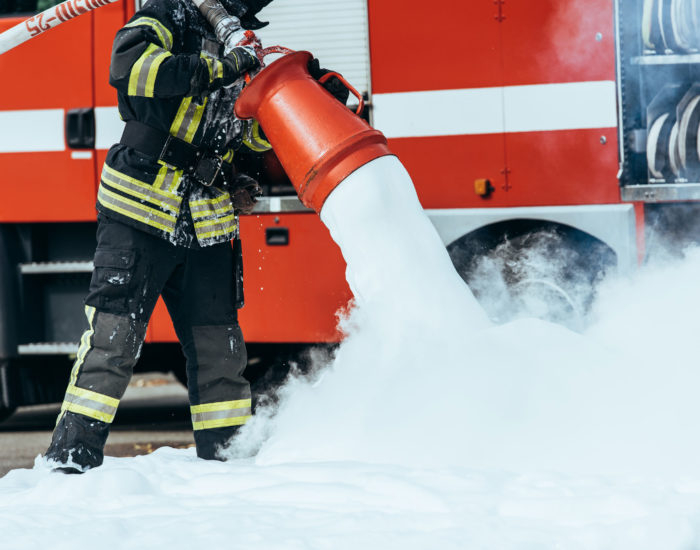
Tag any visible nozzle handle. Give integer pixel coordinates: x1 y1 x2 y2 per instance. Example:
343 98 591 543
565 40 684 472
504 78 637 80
318 72 365 116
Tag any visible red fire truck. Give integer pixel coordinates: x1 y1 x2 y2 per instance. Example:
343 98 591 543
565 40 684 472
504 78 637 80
0 0 694 419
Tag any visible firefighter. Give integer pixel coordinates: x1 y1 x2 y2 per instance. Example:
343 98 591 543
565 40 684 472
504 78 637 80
44 0 347 473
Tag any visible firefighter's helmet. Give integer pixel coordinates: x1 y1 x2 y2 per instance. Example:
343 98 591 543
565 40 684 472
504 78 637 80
220 0 273 29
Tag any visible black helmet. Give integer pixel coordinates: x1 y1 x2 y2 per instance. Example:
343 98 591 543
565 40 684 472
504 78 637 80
220 0 273 29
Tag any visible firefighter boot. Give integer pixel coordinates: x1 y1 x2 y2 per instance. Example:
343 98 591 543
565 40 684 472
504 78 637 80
193 425 242 461
44 411 110 473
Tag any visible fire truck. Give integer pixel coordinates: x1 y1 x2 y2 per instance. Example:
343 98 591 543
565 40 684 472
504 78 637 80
0 0 695 419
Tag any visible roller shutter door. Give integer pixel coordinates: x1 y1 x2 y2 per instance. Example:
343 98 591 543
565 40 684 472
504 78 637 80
255 0 371 98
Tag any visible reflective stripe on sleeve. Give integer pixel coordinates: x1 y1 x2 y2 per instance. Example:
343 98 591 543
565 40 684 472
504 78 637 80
242 120 271 152
128 43 172 97
222 149 235 163
61 385 120 424
124 16 173 50
200 53 224 84
191 399 252 430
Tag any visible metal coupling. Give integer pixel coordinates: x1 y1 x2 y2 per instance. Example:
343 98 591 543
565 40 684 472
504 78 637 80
191 0 246 54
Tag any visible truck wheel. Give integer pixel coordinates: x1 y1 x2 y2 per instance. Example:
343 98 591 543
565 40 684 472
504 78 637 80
447 222 617 330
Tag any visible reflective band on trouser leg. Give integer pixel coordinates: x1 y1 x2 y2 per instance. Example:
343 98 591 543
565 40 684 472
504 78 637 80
190 399 252 430
61 385 120 424
56 305 97 425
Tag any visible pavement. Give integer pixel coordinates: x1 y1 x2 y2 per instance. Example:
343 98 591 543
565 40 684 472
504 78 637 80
0 372 195 478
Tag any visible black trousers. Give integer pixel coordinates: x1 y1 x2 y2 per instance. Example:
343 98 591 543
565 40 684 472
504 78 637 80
46 216 251 468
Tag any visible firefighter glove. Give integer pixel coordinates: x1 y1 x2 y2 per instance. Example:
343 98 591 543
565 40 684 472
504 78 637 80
308 57 350 106
222 46 260 86
231 173 263 215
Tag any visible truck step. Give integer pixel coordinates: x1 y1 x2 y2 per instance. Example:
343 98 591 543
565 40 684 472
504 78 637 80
18 342 80 355
19 261 94 274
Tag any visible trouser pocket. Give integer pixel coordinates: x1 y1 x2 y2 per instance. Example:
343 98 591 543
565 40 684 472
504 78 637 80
86 248 136 314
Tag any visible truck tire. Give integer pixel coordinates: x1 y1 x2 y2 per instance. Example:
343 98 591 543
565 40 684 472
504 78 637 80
447 221 617 330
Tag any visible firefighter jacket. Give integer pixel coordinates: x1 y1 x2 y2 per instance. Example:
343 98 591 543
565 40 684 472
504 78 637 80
98 0 271 247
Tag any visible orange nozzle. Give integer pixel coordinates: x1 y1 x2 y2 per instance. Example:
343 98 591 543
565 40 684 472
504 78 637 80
235 51 392 212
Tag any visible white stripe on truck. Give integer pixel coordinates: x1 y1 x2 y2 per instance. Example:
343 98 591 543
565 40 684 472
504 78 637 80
373 81 618 138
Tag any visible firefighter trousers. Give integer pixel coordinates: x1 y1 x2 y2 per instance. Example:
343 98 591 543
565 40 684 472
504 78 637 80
46 215 251 469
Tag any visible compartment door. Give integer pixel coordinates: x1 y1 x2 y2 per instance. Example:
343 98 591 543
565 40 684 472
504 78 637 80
499 0 620 206
0 3 98 222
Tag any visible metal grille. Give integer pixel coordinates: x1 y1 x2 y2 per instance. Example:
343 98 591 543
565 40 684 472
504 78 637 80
254 0 371 97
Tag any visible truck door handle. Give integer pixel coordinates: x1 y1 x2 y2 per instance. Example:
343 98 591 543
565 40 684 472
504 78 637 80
265 227 289 246
65 108 95 149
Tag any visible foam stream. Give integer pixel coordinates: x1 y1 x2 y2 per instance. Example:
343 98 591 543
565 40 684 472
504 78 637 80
236 156 700 479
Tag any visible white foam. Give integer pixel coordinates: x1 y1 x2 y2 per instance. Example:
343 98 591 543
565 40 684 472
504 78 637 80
240 156 700 480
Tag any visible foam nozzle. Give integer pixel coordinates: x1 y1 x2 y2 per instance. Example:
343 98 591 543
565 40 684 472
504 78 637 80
190 0 245 55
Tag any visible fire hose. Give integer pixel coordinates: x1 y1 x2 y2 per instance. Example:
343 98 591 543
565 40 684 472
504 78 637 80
0 0 119 56
0 0 261 57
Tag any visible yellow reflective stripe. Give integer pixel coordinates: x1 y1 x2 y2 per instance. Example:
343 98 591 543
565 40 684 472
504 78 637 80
191 202 233 219
170 96 208 144
190 191 229 207
251 120 271 148
128 43 156 96
242 120 272 152
201 53 214 83
214 59 223 80
124 16 173 50
154 164 183 193
144 49 171 97
170 96 192 138
242 139 269 152
194 220 238 240
185 98 206 143
98 187 176 233
192 415 251 430
199 54 223 83
194 213 236 229
103 164 182 208
191 399 252 430
99 185 176 224
191 399 252 413
129 44 172 97
63 403 116 424
67 385 120 409
62 385 119 424
102 174 179 213
190 192 233 218
222 149 234 163
68 305 96 389
58 305 97 426
56 306 96 425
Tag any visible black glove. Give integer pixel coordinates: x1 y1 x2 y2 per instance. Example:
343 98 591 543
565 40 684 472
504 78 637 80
231 173 263 215
222 47 260 86
308 57 350 105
